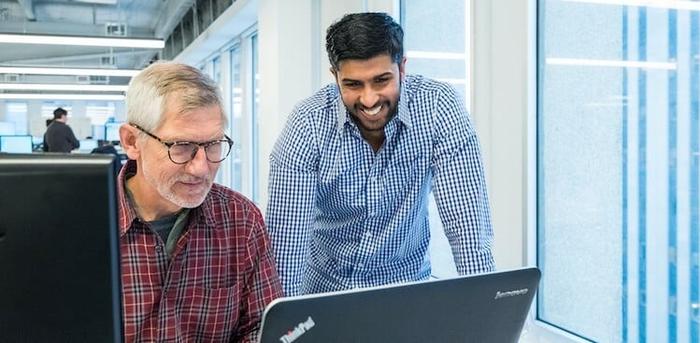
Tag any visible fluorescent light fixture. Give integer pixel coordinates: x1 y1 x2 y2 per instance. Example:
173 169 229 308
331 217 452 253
0 83 128 92
546 57 677 70
561 0 700 11
0 93 125 101
406 50 466 60
0 33 164 49
0 66 140 77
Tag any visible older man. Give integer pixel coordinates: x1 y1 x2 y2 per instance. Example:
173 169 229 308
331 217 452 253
118 61 282 342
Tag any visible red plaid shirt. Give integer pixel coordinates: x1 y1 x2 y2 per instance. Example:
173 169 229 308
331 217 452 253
118 160 283 342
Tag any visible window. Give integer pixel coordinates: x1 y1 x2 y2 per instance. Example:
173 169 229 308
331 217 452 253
85 101 116 140
251 33 260 202
401 0 469 105
189 23 257 200
205 55 227 185
401 0 470 278
212 56 222 84
5 102 27 135
230 46 243 192
537 1 698 342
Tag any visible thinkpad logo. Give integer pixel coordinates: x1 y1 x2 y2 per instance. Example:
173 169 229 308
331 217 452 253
494 288 529 299
279 316 315 343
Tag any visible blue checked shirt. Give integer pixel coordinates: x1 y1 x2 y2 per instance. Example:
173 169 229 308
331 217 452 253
267 75 495 296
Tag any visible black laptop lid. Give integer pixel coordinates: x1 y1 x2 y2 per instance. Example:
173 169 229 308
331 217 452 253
0 153 122 342
259 267 541 343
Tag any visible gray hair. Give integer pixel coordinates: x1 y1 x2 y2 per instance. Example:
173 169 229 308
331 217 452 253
126 61 226 132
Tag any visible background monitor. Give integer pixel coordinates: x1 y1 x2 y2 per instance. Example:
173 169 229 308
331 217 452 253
104 122 122 142
0 135 33 153
79 139 99 152
0 154 122 342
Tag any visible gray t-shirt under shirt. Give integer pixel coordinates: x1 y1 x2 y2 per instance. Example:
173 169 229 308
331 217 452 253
148 214 177 244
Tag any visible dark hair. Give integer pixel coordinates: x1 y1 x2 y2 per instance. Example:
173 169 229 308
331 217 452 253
53 107 67 119
326 12 403 70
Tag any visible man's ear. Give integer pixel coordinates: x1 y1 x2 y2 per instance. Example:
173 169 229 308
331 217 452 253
399 56 407 81
119 124 141 161
329 67 337 80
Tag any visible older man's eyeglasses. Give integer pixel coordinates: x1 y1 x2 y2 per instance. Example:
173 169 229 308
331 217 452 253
130 123 233 164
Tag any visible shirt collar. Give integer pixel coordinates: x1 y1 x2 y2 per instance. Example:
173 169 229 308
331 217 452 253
117 160 139 237
335 88 349 133
396 79 412 128
334 77 413 133
117 160 216 237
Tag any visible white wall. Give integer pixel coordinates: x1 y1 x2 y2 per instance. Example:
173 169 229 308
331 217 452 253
257 0 316 208
471 0 534 270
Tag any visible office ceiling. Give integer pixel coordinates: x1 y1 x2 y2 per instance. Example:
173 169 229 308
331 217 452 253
0 0 192 87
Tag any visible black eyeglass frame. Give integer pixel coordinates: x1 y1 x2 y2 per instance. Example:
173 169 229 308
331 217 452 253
129 123 233 164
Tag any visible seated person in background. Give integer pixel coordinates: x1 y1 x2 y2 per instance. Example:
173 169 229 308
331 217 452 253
91 142 118 156
118 61 283 343
43 107 80 153
91 143 122 176
267 12 495 296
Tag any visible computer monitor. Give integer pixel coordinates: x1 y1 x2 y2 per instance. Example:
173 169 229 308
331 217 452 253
0 154 122 342
259 267 541 343
104 122 122 142
79 139 99 152
0 135 33 153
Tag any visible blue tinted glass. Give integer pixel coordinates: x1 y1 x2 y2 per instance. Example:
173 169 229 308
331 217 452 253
538 1 699 342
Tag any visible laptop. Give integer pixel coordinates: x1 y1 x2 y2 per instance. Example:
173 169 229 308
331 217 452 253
258 267 540 343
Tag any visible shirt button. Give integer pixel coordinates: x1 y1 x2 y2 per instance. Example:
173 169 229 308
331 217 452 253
155 245 163 252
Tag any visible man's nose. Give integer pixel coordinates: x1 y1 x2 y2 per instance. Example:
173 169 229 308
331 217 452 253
184 146 209 175
359 87 379 108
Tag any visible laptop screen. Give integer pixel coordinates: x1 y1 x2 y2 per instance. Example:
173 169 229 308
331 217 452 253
258 268 540 343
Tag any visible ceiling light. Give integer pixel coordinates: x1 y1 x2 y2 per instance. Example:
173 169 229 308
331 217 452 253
0 33 164 49
546 58 677 70
0 83 128 92
0 66 140 77
0 94 125 101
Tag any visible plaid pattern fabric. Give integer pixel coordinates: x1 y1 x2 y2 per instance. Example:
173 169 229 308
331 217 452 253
267 75 495 297
118 160 282 343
